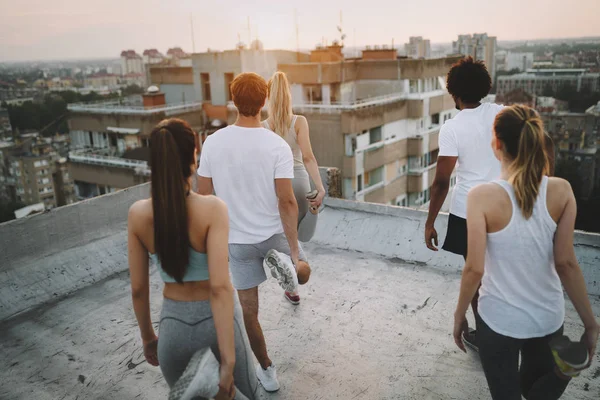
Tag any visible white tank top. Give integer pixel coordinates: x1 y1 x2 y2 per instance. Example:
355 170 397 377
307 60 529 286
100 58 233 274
263 116 303 167
478 176 565 339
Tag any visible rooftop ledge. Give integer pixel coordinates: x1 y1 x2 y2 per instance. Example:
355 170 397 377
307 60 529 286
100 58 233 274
67 101 203 116
0 184 599 399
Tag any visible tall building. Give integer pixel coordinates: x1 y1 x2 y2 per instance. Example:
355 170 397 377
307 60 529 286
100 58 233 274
405 37 431 59
452 34 497 81
120 50 144 76
191 44 309 124
496 51 534 72
67 88 203 200
497 69 600 97
142 49 165 65
277 46 460 207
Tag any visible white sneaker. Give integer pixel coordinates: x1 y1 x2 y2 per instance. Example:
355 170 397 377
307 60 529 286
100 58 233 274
168 348 220 400
264 249 299 293
256 364 280 392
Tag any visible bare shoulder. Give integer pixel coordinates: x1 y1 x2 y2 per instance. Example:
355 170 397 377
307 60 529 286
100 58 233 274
468 183 507 208
190 194 228 222
128 198 152 219
295 115 308 130
547 176 572 193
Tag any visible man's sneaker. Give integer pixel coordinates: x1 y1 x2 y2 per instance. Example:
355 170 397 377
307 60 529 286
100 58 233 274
550 335 589 377
256 364 280 392
285 291 300 305
264 249 298 293
168 348 220 400
462 328 479 353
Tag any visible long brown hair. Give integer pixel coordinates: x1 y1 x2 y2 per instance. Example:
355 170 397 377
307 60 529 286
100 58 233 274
149 118 197 283
267 71 293 137
494 105 549 219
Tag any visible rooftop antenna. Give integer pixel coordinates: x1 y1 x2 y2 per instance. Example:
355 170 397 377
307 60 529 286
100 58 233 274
294 9 300 55
337 10 346 47
190 14 196 53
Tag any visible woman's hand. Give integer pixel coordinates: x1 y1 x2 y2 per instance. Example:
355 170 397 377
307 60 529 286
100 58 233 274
453 313 469 353
215 364 235 400
143 335 159 366
582 323 600 368
309 189 325 209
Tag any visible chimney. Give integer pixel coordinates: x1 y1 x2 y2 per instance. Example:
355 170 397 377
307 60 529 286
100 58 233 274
142 85 166 108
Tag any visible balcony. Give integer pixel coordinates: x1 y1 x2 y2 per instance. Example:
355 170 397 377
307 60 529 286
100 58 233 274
68 101 203 116
69 150 150 175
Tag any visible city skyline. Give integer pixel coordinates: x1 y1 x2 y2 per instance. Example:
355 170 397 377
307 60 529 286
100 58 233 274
1 0 599 62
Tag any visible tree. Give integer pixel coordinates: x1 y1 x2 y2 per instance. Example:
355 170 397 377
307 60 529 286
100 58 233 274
122 84 144 96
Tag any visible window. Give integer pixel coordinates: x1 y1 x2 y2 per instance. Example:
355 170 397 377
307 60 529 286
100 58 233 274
366 166 384 187
357 174 363 192
369 126 382 144
200 73 211 102
432 113 440 125
224 73 234 102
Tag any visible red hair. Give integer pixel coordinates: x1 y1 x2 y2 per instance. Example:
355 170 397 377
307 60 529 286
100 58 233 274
230 73 268 117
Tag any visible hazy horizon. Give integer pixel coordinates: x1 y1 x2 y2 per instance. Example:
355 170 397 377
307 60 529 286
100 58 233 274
1 0 598 62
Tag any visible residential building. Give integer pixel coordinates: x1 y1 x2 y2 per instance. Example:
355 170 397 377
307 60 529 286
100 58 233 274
121 73 146 88
192 44 309 123
143 49 165 65
120 50 144 75
277 47 461 207
452 33 497 81
167 47 192 67
405 37 431 59
495 88 535 108
496 51 534 72
67 88 203 200
536 96 569 113
84 74 119 89
148 65 196 104
497 69 600 96
0 108 11 135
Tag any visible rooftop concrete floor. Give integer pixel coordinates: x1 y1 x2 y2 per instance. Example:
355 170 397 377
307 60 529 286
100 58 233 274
1 243 599 400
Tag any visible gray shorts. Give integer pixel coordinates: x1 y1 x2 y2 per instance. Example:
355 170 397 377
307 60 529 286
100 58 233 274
229 233 307 290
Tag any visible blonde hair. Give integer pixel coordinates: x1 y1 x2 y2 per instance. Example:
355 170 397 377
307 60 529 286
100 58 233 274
267 71 293 137
494 105 549 219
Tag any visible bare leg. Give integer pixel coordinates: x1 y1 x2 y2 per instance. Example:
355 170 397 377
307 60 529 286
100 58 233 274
237 287 271 370
297 261 311 285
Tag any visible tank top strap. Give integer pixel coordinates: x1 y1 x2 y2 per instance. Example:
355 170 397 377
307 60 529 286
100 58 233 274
289 115 298 140
491 179 517 207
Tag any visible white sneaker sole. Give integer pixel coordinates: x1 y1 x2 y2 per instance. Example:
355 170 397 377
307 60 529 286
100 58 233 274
256 367 280 392
169 348 220 400
264 250 299 293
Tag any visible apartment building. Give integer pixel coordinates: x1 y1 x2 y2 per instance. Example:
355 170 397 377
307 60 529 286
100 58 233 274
278 47 460 207
497 69 600 96
143 49 165 65
148 65 196 104
67 88 203 200
83 74 120 89
452 33 497 81
120 50 144 75
191 44 309 122
496 51 534 72
405 37 431 59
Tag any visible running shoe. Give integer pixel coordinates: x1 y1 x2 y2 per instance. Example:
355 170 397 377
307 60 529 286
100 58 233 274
168 348 220 400
550 335 589 377
264 249 299 293
256 364 280 392
462 328 479 353
284 291 300 305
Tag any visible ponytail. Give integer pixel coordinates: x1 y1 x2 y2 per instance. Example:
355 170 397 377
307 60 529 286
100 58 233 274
267 71 293 137
149 119 196 282
494 105 549 219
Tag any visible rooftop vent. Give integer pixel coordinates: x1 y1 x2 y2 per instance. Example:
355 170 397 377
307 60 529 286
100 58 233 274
147 85 160 94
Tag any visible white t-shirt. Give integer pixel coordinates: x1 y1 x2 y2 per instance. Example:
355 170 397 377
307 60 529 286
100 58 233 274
197 125 294 244
438 103 504 218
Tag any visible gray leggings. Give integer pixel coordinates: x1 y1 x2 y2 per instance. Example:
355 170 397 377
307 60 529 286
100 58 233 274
158 295 258 400
293 166 318 242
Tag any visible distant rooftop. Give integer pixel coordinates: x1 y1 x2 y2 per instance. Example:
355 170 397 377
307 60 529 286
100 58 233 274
0 185 598 399
67 100 203 116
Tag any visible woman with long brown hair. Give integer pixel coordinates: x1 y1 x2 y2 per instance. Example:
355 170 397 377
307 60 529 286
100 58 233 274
263 71 325 305
452 105 598 399
128 119 257 399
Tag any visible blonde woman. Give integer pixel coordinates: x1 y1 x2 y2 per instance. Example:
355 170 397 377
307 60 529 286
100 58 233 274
263 71 325 305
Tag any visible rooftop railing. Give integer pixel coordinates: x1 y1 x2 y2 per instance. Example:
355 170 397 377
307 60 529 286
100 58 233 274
69 150 150 174
68 101 203 116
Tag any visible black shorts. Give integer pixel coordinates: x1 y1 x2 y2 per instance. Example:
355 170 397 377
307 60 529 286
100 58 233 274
442 214 467 258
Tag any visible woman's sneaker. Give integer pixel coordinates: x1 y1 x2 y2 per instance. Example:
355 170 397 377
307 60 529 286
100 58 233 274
284 291 300 305
256 364 280 392
168 348 220 400
264 249 299 293
550 335 589 377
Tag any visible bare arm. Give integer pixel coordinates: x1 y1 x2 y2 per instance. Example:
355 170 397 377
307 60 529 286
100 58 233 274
425 156 457 250
553 182 599 362
127 204 158 365
453 187 487 352
206 198 236 384
296 116 326 206
197 176 214 195
275 178 300 263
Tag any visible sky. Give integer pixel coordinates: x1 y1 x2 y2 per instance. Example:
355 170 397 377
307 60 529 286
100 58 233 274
0 0 598 62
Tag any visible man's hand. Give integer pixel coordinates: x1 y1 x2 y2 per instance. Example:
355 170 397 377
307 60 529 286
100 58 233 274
582 323 600 368
425 224 439 251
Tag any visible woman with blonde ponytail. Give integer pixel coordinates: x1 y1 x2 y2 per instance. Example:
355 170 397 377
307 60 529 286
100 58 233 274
263 71 326 305
452 104 599 399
